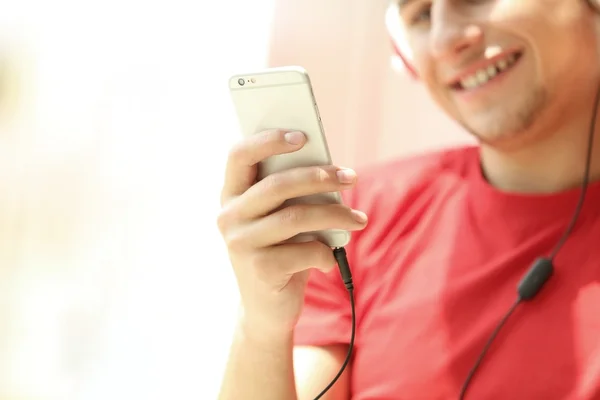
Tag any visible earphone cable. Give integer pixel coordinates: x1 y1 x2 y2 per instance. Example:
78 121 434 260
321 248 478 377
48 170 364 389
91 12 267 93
458 80 600 400
312 247 356 400
549 79 600 259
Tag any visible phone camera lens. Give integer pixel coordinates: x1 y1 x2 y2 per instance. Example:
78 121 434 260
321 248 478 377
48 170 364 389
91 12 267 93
238 78 245 86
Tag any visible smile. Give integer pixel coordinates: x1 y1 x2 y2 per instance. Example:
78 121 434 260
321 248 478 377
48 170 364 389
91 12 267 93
450 52 523 91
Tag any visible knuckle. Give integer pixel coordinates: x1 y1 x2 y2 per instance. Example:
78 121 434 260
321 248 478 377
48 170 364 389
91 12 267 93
227 141 246 162
217 212 232 236
216 211 228 234
223 229 248 252
278 206 304 225
310 167 331 185
218 207 249 251
339 204 353 215
216 203 237 234
331 203 350 216
255 129 282 148
253 130 272 147
262 173 285 195
320 205 353 229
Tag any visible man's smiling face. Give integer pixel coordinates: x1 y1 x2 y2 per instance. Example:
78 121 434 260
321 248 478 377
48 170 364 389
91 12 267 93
397 0 600 147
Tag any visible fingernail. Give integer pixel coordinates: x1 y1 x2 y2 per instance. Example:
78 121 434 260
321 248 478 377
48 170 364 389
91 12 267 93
336 168 356 184
284 131 305 145
351 210 368 224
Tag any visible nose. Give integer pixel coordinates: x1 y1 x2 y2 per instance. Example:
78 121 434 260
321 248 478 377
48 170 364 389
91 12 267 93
429 2 483 61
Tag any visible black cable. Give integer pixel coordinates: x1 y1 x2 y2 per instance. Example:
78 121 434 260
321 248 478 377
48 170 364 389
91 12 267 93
458 80 600 400
549 80 598 259
458 298 521 399
312 247 356 400
310 79 599 400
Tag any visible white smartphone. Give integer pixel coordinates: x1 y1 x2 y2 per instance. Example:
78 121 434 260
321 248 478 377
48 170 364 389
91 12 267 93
228 66 351 248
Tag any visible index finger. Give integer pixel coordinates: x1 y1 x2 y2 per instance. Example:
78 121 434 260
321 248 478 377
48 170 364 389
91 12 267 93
220 129 306 205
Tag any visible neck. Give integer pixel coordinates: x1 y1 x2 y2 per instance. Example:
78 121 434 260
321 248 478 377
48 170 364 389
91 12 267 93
480 93 600 195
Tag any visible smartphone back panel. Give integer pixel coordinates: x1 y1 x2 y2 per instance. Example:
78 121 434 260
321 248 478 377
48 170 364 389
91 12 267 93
229 66 350 248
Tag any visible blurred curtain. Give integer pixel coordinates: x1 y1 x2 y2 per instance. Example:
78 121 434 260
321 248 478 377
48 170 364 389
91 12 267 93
0 1 275 399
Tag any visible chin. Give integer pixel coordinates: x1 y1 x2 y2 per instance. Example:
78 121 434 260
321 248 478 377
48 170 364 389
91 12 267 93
453 89 548 149
461 118 537 150
468 117 530 140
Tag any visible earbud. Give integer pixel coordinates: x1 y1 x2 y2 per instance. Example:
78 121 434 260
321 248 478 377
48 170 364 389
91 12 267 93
386 0 420 80
390 38 419 79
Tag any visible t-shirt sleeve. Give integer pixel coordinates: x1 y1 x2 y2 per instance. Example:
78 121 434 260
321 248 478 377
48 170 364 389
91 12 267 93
293 266 354 346
292 148 467 347
293 189 359 347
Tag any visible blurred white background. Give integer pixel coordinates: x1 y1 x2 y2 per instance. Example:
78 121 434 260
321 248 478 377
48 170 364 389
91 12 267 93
0 1 275 399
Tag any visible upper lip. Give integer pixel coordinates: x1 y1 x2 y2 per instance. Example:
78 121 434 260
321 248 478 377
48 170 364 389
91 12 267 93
444 49 523 87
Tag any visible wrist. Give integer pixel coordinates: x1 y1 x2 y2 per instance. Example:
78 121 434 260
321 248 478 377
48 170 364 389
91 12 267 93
237 315 296 350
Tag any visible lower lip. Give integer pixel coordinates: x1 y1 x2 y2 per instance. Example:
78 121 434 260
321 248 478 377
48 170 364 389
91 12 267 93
450 56 522 103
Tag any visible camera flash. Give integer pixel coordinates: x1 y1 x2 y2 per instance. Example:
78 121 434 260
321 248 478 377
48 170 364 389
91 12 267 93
250 78 256 83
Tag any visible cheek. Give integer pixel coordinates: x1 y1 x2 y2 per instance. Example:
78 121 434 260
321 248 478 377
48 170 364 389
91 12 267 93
490 0 595 62
516 17 597 91
413 55 455 111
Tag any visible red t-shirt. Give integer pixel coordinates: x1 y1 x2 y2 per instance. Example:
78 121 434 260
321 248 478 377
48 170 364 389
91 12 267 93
294 145 600 400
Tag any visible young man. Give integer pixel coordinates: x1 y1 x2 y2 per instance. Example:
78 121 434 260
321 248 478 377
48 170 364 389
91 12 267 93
217 0 600 399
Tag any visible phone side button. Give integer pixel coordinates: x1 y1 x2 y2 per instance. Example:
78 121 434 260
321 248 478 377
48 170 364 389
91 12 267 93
315 104 321 121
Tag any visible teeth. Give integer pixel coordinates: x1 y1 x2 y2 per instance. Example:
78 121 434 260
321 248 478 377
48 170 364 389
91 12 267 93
497 59 508 71
461 76 478 90
458 54 518 90
476 70 489 85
